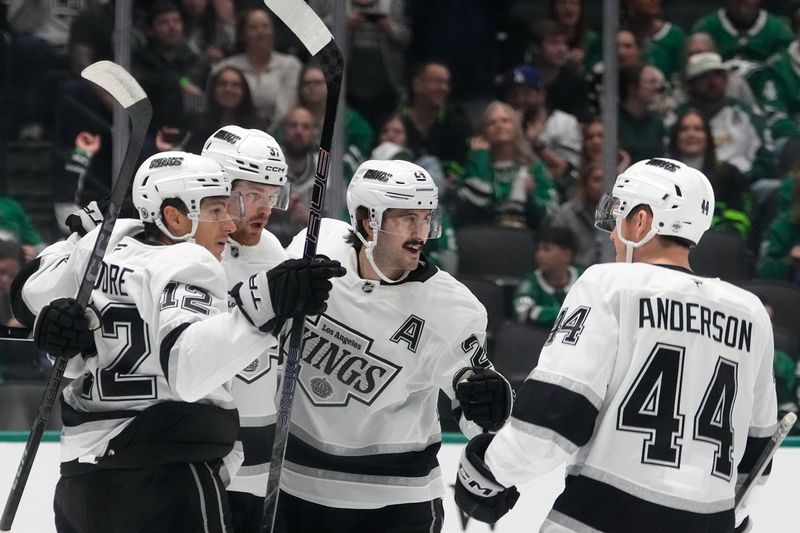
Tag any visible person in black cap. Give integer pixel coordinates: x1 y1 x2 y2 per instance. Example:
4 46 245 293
503 65 582 200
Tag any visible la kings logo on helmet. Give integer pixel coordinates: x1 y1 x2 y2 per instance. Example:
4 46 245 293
213 129 242 144
291 314 401 406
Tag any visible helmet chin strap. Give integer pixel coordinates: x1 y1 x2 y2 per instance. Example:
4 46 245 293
155 217 199 244
615 220 658 263
356 224 410 284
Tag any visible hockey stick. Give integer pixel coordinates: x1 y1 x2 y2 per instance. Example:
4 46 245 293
0 61 151 532
734 411 796 512
260 1 342 532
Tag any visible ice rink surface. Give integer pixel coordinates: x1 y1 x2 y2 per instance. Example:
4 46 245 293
0 442 796 532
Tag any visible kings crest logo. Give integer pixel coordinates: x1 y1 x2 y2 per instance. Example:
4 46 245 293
235 351 277 384
289 314 401 406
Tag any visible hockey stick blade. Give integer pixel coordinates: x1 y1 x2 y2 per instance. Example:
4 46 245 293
0 61 151 532
261 2 342 532
734 411 797 512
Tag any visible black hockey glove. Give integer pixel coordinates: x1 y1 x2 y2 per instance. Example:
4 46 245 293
64 201 103 237
454 367 513 432
33 298 95 358
232 256 346 334
455 433 520 524
268 255 346 318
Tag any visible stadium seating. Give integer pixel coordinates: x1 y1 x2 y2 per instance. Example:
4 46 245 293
736 281 800 334
456 226 536 281
690 229 754 281
490 321 551 389
458 276 509 345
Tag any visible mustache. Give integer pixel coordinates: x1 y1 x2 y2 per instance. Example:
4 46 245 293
403 238 425 247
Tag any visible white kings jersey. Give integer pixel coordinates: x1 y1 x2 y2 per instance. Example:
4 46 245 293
221 230 287 496
485 263 777 532
19 220 273 466
281 218 490 509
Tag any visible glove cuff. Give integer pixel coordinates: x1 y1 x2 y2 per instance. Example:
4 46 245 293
231 272 277 332
459 434 506 498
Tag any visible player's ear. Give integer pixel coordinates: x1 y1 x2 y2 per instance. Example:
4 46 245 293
361 216 374 240
162 205 189 237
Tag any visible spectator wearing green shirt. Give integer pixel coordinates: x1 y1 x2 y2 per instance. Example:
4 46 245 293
757 176 800 283
692 0 792 64
456 101 557 230
513 225 583 326
0 196 44 261
618 63 667 164
622 0 687 78
747 5 800 145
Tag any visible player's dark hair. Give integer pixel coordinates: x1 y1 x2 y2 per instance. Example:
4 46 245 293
626 205 693 249
0 238 23 265
142 198 189 241
529 19 565 48
538 225 578 255
345 206 371 252
619 63 645 103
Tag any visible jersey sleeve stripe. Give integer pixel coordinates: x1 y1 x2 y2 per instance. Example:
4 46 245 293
159 322 192 383
60 399 140 427
511 378 599 448
738 435 772 476
239 424 276 466
285 433 441 479
748 423 778 439
508 417 580 455
530 369 605 410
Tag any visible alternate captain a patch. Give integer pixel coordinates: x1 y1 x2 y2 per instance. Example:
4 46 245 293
390 315 425 353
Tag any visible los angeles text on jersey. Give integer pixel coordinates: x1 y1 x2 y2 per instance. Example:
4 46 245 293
638 297 753 351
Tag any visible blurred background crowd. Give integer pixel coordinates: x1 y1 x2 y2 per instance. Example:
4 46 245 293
2 0 800 431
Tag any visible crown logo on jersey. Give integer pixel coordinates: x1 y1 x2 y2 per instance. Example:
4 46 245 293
310 377 334 398
291 314 401 406
235 352 276 384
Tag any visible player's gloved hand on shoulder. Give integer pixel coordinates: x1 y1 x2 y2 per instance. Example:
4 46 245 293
269 255 346 317
33 298 96 358
455 433 520 523
64 201 103 237
454 367 513 432
232 255 346 334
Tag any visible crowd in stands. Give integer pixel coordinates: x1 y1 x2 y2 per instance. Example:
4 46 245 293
4 0 800 426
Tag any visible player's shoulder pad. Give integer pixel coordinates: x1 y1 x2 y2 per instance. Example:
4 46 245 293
152 242 227 288
428 271 489 333
287 218 352 260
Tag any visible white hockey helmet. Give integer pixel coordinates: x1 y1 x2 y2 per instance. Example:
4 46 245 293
201 125 290 210
347 159 441 239
595 157 714 260
346 159 442 283
133 151 235 242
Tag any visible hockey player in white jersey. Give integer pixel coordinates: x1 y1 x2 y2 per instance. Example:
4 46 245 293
201 125 292 532
271 159 513 532
455 158 778 532
23 151 344 533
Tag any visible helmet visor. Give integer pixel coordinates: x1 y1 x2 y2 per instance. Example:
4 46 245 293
194 194 244 223
380 208 443 240
595 193 622 232
241 184 290 211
